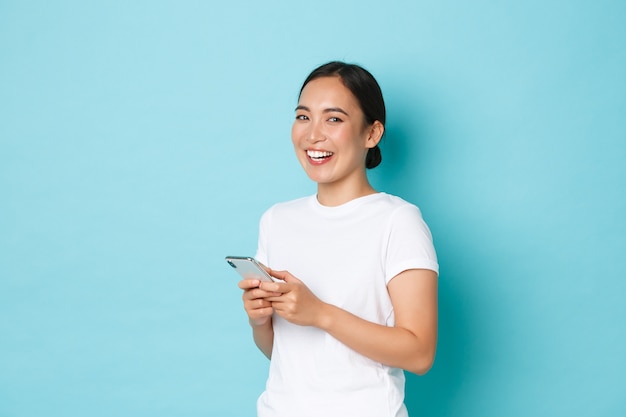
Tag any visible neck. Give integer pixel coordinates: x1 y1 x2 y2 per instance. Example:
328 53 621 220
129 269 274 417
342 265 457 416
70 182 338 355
316 176 377 207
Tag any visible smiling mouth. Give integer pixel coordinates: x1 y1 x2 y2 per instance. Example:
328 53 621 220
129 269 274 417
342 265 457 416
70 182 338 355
307 150 334 161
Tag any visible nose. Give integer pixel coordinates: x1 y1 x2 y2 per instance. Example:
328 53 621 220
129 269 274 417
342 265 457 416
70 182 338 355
305 118 326 144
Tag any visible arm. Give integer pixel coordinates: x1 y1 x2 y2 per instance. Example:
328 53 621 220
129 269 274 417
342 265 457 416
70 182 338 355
238 279 279 359
262 268 438 375
322 269 437 374
251 320 274 360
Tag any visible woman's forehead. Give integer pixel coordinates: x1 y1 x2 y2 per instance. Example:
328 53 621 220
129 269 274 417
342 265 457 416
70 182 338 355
298 77 359 109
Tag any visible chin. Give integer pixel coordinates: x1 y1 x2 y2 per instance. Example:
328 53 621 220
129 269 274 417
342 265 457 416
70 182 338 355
304 173 328 184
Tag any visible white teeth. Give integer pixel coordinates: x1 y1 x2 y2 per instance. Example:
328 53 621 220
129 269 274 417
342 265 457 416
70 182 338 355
307 150 333 159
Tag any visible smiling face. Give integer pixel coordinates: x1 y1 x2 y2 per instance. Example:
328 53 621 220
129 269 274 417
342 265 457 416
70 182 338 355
291 76 383 198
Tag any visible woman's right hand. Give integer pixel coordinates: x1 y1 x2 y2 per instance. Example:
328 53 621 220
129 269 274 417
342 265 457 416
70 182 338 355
238 279 278 327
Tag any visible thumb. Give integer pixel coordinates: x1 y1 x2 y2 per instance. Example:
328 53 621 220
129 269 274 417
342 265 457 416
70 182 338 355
270 269 299 283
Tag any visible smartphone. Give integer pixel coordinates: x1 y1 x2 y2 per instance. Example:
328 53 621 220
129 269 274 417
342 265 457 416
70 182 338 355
225 256 274 282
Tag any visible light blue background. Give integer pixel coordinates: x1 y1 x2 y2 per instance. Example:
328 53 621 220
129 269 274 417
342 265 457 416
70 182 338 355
1 1 624 416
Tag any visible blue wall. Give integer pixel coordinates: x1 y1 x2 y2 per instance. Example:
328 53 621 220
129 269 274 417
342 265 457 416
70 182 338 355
1 1 624 416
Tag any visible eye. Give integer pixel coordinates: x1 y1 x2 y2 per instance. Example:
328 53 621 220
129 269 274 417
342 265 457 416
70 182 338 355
295 114 309 121
328 117 342 123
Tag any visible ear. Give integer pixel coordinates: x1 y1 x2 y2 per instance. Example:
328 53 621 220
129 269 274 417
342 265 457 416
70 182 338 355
365 120 384 149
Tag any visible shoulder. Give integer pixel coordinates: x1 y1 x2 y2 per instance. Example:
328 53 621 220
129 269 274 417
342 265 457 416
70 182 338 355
265 195 313 213
373 193 425 219
259 195 315 222
374 193 433 239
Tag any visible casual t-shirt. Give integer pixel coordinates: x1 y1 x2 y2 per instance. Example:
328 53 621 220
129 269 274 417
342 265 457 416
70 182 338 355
255 193 438 417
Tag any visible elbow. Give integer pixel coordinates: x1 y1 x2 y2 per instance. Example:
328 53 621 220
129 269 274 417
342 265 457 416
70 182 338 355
411 360 433 376
406 350 436 376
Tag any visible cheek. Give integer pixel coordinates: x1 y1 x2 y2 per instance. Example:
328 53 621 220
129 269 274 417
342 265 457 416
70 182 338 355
291 123 307 146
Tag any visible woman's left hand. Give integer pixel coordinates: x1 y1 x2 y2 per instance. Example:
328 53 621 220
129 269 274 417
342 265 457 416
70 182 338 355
259 270 326 327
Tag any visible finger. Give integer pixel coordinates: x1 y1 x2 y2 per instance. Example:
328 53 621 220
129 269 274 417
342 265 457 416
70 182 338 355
245 297 270 309
250 306 274 318
269 270 301 284
238 279 261 290
269 302 290 317
268 269 288 281
242 288 276 301
264 295 283 303
247 307 274 325
259 281 290 294
244 297 274 314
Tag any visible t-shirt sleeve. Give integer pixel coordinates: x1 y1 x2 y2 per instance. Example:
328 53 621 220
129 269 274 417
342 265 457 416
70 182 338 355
254 208 271 267
385 204 439 284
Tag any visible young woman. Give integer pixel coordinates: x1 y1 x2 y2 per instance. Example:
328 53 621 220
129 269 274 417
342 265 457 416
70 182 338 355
238 61 439 417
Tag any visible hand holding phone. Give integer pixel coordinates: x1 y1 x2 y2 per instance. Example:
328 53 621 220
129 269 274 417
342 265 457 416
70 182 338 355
229 256 276 331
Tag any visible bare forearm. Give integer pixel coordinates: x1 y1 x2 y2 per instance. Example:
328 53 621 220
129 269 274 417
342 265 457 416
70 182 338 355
260 269 437 372
317 304 436 375
251 319 274 359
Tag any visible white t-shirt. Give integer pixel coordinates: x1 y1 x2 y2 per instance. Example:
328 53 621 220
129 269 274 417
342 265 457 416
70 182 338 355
255 193 438 417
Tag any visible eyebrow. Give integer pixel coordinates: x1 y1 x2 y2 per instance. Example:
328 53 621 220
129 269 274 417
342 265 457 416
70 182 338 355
295 105 350 116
